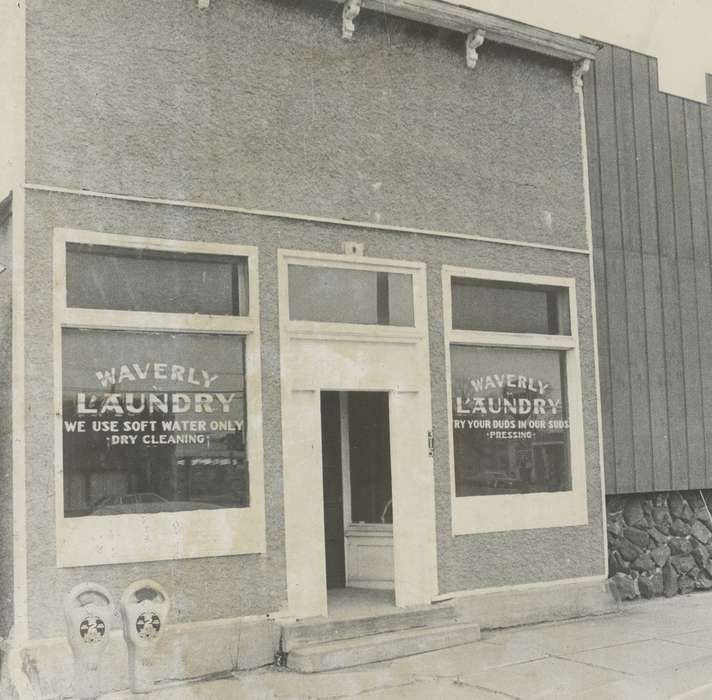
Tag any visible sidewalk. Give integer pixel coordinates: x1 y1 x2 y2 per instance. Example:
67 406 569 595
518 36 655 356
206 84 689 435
107 592 712 700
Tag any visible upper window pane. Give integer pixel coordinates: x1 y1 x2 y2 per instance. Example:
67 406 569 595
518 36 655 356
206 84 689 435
288 264 414 326
451 278 570 335
66 243 249 316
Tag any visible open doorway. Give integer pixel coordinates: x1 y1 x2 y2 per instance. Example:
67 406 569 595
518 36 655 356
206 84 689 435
321 391 394 594
280 250 437 618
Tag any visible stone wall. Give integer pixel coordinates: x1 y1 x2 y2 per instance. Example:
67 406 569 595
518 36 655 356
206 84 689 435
607 491 712 600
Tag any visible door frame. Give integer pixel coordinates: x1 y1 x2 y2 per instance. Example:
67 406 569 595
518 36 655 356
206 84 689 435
278 249 438 619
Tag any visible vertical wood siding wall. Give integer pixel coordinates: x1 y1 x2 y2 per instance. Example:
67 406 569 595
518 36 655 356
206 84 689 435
584 45 712 495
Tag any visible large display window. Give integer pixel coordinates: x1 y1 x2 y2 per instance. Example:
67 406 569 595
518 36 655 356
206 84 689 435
61 329 249 517
54 229 265 566
451 345 571 497
443 267 588 534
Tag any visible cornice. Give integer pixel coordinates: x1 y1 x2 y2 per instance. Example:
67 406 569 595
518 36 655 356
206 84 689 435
332 0 601 63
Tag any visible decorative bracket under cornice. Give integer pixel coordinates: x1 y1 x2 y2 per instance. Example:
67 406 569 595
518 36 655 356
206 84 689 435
572 58 591 93
466 29 486 69
326 0 600 63
342 0 362 40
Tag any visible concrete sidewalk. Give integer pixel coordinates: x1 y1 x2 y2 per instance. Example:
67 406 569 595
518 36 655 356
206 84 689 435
106 593 712 700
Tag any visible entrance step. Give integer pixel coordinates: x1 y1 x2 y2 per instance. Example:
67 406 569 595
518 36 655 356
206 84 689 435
281 601 457 652
285 621 482 673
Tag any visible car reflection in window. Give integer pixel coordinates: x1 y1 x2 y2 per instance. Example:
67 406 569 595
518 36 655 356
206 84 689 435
471 470 525 494
91 492 220 515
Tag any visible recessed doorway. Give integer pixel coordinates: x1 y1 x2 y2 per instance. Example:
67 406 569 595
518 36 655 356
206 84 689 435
279 249 438 619
321 391 394 592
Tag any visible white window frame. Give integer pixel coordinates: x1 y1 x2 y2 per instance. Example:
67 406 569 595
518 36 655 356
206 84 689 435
53 228 265 567
280 250 427 346
443 266 588 535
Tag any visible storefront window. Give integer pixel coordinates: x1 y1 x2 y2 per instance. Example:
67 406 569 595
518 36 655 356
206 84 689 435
451 345 571 497
56 231 265 565
61 329 248 516
445 268 586 534
288 264 414 326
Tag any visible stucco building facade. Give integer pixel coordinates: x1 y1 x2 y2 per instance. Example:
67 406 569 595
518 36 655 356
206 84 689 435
0 0 613 694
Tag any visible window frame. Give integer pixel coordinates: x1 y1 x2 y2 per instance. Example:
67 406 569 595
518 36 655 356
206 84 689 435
442 266 588 535
280 250 426 344
53 228 266 567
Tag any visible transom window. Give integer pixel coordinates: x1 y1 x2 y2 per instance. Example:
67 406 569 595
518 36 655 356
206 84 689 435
288 263 415 327
451 277 570 335
66 243 249 316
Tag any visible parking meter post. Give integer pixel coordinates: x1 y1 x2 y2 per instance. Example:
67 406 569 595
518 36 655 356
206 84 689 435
63 583 114 700
120 579 170 693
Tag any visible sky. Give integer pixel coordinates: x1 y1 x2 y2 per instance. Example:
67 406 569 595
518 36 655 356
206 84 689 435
452 0 712 103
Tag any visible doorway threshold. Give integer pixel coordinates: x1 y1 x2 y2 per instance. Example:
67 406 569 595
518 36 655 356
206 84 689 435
327 587 396 620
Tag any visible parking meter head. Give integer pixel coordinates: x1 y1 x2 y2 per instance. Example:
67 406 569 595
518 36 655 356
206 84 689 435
63 582 114 656
63 582 115 699
120 579 170 648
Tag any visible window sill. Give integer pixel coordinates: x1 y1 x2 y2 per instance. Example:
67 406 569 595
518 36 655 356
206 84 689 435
453 489 588 535
56 507 266 567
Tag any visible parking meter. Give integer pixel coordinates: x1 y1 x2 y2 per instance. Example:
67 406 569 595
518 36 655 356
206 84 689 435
120 579 170 693
63 582 115 700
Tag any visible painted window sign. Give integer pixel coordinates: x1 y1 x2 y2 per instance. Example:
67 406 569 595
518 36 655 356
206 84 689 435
61 328 249 517
451 345 572 497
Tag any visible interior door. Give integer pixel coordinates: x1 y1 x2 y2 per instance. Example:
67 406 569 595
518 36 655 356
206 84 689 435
341 391 394 589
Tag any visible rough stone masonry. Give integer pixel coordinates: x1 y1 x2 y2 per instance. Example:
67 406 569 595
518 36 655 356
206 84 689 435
607 490 712 600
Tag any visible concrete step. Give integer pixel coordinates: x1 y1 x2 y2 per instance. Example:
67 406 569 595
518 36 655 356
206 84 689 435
286 621 482 673
281 602 457 652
